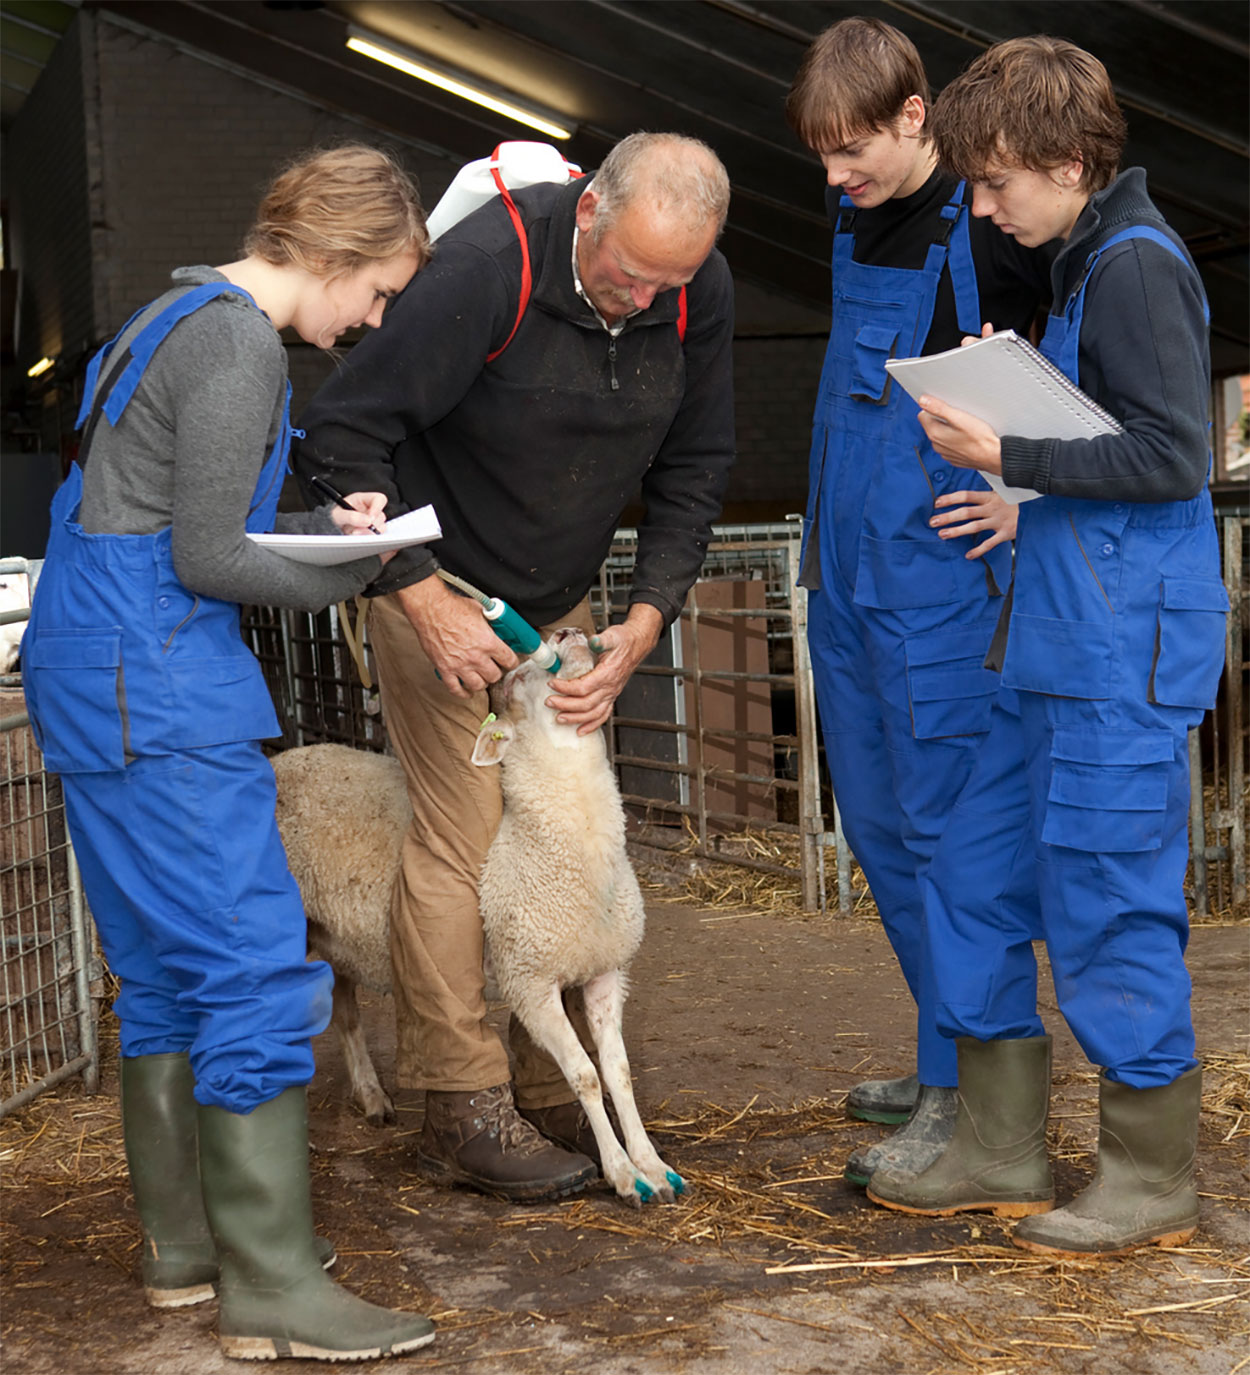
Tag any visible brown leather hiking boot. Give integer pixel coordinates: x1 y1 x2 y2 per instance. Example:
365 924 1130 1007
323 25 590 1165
415 1083 597 1202
518 1100 608 1170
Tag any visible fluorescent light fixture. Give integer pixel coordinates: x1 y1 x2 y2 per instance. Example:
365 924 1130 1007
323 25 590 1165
26 357 53 378
346 28 573 141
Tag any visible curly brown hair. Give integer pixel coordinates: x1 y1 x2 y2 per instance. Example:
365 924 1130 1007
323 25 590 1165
245 143 430 278
930 36 1126 193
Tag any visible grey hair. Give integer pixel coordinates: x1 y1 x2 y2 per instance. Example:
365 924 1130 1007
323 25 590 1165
590 132 730 241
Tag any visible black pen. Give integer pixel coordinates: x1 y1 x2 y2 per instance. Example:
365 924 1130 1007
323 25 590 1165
309 473 382 535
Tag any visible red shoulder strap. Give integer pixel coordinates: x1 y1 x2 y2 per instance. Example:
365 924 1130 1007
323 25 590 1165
485 154 531 364
484 146 687 358
486 145 587 363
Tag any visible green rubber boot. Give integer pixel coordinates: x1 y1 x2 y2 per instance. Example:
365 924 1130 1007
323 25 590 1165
867 1036 1055 1218
121 1053 218 1309
1014 1066 1201 1257
844 1084 959 1187
198 1087 434 1362
121 1054 336 1310
846 1072 918 1125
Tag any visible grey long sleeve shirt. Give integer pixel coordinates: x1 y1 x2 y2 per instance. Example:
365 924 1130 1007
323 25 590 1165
78 266 382 612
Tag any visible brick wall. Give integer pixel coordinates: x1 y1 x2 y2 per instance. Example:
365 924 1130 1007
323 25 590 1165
90 14 455 420
5 17 94 374
6 11 828 523
728 335 824 515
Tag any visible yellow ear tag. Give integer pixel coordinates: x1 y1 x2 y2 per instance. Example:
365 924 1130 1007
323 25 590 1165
480 712 497 728
492 730 505 741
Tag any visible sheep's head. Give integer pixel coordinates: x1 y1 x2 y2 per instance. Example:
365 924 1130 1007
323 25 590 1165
471 627 595 767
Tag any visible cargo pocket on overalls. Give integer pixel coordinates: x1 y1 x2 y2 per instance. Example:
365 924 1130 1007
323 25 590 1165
1149 576 1230 709
904 621 1000 739
1001 614 1114 699
849 325 898 403
166 655 282 749
1041 728 1175 853
24 630 127 772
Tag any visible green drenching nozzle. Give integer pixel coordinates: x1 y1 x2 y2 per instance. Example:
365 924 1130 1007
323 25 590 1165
437 570 560 671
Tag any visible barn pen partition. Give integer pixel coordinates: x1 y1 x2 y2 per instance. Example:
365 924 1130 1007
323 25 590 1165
0 517 1243 1114
0 558 100 1117
239 516 1250 923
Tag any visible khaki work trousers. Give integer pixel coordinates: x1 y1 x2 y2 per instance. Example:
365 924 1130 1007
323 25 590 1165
368 590 598 1106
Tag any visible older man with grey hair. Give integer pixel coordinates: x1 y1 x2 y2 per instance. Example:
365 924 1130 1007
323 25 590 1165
293 131 735 1203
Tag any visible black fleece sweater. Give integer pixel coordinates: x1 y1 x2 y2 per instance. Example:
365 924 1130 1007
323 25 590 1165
292 177 736 628
999 168 1211 503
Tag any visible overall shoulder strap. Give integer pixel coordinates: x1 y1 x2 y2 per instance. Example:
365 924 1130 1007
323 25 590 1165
944 182 983 338
76 282 263 463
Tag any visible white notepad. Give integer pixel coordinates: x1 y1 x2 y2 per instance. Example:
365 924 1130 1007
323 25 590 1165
885 329 1123 504
247 504 442 566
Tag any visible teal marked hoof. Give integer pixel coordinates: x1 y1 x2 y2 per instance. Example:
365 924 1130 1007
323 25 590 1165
667 1171 686 1195
634 1179 654 1201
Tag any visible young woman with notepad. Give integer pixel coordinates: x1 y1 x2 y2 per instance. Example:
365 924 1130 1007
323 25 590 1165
21 145 436 1361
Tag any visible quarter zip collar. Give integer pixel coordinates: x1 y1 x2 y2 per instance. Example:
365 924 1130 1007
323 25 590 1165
529 177 686 334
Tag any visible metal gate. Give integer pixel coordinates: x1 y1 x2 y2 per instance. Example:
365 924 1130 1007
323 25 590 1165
0 558 100 1117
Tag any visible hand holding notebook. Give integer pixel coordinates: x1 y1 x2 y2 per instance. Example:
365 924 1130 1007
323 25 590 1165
885 329 1123 503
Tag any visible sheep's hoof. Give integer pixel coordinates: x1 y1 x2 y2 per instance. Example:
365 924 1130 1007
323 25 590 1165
666 1171 686 1196
360 1093 397 1126
633 1178 654 1204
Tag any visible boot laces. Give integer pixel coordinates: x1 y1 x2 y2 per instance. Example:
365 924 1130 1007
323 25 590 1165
473 1085 554 1157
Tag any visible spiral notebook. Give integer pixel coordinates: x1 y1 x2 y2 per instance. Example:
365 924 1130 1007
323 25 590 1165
884 329 1123 504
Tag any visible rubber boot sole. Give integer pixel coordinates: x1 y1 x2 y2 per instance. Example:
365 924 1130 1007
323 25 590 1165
220 1330 435 1362
1013 1223 1197 1259
145 1236 337 1309
867 1188 1053 1219
847 1106 911 1126
414 1148 596 1203
145 1280 216 1310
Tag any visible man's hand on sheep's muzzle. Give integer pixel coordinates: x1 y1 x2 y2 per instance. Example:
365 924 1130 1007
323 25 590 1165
397 575 518 697
545 605 663 734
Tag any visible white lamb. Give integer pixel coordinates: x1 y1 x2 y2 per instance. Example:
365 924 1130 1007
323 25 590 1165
470 626 684 1205
271 626 684 1207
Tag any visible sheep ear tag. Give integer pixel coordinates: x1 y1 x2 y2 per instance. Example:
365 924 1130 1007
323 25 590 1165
471 713 515 767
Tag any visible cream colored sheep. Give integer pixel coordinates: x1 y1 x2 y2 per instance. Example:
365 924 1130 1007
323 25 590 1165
471 626 684 1206
271 628 684 1207
271 742 409 1126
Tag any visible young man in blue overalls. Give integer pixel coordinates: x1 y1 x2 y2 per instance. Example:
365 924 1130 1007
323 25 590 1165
867 36 1229 1258
785 17 1050 1186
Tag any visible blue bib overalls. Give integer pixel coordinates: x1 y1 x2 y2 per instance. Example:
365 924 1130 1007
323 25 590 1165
801 188 1013 1088
923 228 1229 1089
23 284 333 1113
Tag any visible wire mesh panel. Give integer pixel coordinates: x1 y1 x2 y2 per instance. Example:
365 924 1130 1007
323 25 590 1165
241 601 388 753
1191 514 1249 918
0 711 99 1116
593 520 835 910
242 517 1243 923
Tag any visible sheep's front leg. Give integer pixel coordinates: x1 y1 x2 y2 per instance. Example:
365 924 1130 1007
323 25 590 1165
582 970 684 1204
516 980 648 1205
331 969 395 1125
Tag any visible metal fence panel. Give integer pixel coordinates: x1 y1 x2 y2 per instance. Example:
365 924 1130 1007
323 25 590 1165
242 516 1247 921
1 559 100 1116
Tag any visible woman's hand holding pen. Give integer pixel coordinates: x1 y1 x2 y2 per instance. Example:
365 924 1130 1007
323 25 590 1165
327 491 389 535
